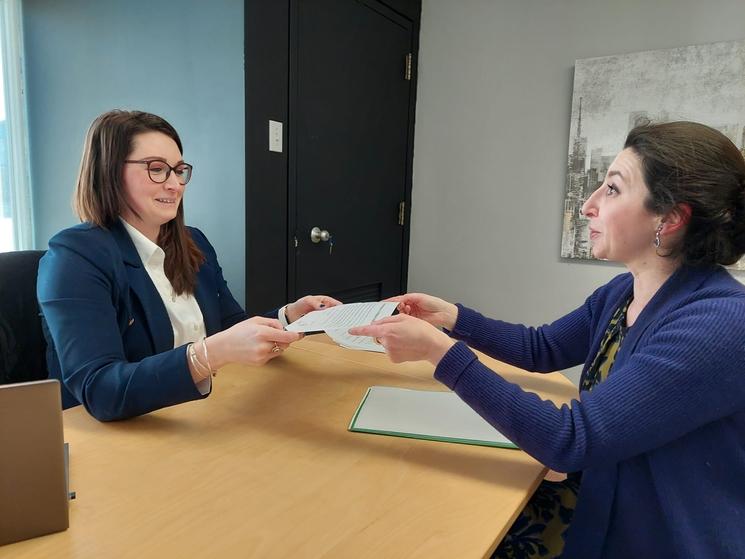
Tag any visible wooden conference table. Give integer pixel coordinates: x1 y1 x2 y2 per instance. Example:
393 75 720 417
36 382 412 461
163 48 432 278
3 336 577 559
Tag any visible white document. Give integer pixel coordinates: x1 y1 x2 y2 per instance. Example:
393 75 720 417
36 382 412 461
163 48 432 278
285 301 397 333
349 386 518 449
326 329 386 353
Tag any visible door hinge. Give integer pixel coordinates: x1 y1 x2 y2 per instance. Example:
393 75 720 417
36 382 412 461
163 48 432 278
398 201 406 226
404 53 412 81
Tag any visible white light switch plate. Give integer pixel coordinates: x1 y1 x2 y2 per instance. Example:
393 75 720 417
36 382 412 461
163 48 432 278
269 120 283 153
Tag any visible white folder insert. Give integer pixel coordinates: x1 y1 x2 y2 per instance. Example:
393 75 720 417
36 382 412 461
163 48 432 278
349 386 518 449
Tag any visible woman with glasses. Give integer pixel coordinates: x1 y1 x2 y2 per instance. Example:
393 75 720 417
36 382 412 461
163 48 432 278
38 110 340 421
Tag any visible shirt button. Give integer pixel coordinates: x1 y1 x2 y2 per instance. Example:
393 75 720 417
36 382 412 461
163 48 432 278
171 296 176 303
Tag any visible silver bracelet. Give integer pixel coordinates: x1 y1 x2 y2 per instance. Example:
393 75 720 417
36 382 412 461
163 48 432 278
201 338 217 376
188 343 211 381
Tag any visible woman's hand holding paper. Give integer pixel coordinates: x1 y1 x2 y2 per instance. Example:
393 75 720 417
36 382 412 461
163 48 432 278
349 314 455 365
385 293 459 330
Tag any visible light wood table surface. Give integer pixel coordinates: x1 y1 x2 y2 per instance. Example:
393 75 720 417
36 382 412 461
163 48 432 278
2 336 577 559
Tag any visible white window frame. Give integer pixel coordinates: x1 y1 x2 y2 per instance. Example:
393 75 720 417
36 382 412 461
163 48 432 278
0 0 33 250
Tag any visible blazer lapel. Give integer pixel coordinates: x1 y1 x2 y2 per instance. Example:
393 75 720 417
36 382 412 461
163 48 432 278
111 221 174 352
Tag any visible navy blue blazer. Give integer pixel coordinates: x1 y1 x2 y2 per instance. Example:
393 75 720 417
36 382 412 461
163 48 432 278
37 221 250 421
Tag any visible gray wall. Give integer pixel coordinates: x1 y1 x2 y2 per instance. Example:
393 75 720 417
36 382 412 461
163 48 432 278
410 0 745 382
23 0 745 359
23 0 246 305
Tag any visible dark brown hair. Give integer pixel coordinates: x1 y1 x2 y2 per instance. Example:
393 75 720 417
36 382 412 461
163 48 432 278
625 121 745 266
74 110 204 294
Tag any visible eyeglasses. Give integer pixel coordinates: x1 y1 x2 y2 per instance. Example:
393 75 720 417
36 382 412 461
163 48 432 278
124 159 193 185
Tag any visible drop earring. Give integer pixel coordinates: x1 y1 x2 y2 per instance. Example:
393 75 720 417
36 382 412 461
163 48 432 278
654 224 663 249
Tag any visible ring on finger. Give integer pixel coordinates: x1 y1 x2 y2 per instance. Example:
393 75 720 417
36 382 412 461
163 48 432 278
272 342 282 353
374 337 382 345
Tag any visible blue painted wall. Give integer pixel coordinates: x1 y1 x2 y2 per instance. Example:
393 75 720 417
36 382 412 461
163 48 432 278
23 0 246 305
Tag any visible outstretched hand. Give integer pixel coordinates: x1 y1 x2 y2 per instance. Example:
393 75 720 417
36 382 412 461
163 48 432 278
384 293 458 330
209 316 302 368
286 294 343 324
349 314 455 365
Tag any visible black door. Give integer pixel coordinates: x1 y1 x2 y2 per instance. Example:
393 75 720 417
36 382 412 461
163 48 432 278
289 0 415 303
245 0 419 314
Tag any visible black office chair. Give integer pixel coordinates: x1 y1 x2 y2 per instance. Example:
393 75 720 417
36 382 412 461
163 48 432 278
0 250 48 385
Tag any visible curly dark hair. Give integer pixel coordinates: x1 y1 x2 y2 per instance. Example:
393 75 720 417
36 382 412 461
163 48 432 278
624 121 745 266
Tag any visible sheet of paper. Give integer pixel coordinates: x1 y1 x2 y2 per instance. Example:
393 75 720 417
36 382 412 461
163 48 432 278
326 329 386 353
348 386 518 449
285 301 398 333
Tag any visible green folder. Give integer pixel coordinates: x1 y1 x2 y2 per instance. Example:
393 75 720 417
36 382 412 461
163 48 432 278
349 386 519 449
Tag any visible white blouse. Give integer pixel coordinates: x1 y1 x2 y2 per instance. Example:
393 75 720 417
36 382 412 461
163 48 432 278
121 219 210 393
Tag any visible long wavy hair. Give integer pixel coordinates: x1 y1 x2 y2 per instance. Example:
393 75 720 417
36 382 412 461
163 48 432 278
74 109 204 294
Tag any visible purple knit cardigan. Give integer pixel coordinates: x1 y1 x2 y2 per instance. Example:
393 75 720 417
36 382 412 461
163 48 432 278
436 265 745 558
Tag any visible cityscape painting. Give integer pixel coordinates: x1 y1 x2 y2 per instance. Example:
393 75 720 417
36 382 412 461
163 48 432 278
560 39 745 270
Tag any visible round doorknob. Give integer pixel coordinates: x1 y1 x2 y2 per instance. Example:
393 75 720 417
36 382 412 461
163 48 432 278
310 227 331 243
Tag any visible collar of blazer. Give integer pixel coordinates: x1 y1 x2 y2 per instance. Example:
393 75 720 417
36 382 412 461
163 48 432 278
109 220 178 352
109 221 223 346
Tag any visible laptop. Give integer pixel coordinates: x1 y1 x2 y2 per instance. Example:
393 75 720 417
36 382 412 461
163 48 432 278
0 379 69 546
